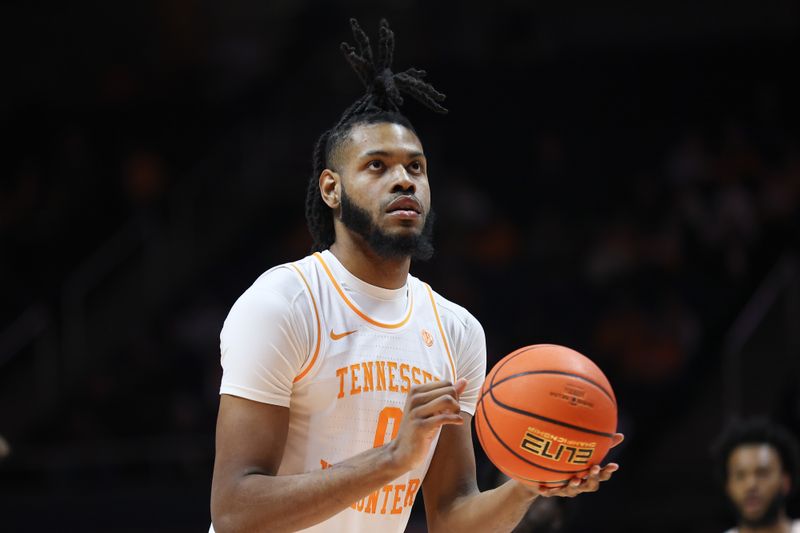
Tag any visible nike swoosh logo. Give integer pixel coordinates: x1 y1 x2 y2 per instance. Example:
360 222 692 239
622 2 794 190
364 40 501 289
329 329 357 341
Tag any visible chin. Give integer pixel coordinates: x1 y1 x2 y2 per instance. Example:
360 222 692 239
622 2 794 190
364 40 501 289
385 225 422 236
389 218 423 228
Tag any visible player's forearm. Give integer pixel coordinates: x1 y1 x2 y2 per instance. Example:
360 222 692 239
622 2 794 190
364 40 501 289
429 479 537 533
211 445 406 533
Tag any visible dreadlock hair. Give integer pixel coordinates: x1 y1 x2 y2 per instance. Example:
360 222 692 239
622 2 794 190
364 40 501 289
305 18 448 252
711 417 800 494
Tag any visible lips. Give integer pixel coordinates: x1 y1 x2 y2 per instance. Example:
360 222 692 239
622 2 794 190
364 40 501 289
385 196 422 214
743 496 762 508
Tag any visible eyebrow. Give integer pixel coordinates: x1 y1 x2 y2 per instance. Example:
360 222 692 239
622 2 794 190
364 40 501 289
362 149 425 159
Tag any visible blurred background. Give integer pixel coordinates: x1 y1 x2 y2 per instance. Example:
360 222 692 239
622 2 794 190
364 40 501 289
2 1 799 531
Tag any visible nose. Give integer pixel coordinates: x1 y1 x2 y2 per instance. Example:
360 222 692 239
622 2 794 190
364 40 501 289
743 473 759 492
389 164 415 194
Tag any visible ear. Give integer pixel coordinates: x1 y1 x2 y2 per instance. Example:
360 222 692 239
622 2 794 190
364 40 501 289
320 169 340 209
782 471 791 495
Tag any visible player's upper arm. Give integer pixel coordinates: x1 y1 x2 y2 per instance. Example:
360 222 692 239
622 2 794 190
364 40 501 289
422 412 479 532
422 298 486 530
211 394 290 525
211 267 315 528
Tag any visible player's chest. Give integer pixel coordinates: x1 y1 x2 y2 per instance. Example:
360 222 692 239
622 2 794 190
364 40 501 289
299 321 452 409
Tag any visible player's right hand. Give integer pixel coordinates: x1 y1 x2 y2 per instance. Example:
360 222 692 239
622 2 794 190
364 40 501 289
387 379 468 471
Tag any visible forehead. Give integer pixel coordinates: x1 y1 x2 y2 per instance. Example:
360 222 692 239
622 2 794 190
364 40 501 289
728 444 781 471
343 122 424 158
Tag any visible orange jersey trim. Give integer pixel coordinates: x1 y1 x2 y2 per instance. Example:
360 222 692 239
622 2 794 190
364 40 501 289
291 264 321 383
313 252 413 329
423 283 456 381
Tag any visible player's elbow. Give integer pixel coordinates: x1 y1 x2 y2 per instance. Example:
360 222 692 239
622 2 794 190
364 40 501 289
210 494 234 533
209 514 234 533
427 513 461 533
425 503 455 533
210 500 254 533
210 483 245 533
211 477 286 533
426 489 478 533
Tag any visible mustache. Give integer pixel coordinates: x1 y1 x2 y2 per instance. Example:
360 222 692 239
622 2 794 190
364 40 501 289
382 193 425 214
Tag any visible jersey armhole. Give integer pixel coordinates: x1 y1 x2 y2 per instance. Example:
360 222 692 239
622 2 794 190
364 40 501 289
289 263 321 383
423 283 457 382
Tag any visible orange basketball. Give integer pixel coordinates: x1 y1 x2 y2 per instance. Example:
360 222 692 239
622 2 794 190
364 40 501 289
474 344 618 489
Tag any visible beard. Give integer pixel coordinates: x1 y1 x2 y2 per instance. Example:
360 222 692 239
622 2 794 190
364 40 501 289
733 491 786 529
339 188 435 261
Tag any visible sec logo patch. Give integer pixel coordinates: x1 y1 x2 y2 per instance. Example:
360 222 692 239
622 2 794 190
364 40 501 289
421 329 434 347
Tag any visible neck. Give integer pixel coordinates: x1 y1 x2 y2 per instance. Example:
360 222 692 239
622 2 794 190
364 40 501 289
739 511 792 533
329 237 411 289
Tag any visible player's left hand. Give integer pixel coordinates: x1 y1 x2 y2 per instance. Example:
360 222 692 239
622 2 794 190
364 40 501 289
531 463 619 498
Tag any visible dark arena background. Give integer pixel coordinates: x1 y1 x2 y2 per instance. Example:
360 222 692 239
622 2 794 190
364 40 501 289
2 1 799 531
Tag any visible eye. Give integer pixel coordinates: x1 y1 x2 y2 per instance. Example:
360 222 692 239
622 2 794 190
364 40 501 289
367 160 384 171
408 160 424 173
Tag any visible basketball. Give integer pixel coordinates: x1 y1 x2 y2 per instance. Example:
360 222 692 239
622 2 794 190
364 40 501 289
474 344 618 489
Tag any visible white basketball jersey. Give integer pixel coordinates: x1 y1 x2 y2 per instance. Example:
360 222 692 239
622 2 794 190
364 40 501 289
283 251 457 531
724 520 800 533
214 250 486 533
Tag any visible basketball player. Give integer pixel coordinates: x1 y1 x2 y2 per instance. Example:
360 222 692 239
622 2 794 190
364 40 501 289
714 418 800 533
209 19 623 533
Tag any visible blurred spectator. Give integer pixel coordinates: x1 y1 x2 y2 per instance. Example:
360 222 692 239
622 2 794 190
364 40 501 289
712 418 800 533
0 433 10 461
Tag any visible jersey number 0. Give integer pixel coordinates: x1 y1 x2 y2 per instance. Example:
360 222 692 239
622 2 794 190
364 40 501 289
372 407 403 448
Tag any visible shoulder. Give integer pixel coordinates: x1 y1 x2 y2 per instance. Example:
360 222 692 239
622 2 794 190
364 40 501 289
223 259 315 332
249 259 312 299
237 255 320 308
419 280 484 337
218 258 320 406
415 279 486 363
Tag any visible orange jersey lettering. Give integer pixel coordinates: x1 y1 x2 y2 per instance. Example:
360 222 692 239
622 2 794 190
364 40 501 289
334 360 440 399
375 361 387 391
399 363 411 393
361 361 375 392
336 367 347 399
350 363 362 395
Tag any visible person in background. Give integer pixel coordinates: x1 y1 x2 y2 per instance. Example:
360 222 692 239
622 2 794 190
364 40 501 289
714 417 800 533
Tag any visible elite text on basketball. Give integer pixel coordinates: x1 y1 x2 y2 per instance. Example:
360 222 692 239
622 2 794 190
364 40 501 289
519 426 596 465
